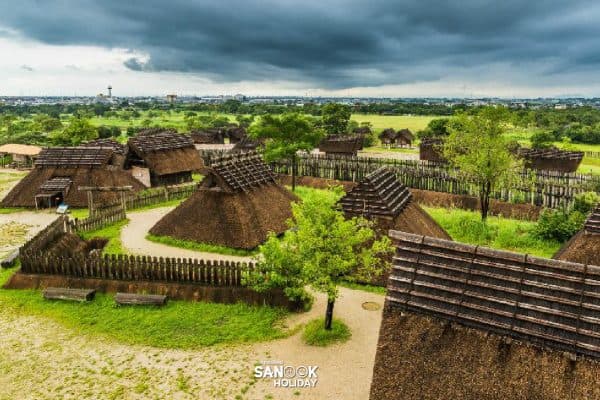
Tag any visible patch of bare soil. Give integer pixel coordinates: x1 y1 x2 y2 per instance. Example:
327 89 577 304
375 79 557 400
0 287 383 400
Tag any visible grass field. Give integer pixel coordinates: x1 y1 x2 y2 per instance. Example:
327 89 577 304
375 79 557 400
0 266 289 349
425 207 562 258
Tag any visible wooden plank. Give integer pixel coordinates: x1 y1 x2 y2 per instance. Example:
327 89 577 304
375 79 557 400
43 287 96 302
115 292 167 306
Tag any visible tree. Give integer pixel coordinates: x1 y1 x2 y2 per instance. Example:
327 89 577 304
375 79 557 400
246 188 393 330
321 103 351 135
444 107 522 221
249 113 324 191
417 118 450 139
530 130 557 149
51 117 98 146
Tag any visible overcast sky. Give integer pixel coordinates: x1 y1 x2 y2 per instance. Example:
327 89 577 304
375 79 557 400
1 0 600 97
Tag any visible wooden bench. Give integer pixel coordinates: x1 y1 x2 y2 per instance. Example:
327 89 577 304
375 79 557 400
1 250 19 268
115 293 167 306
43 287 96 302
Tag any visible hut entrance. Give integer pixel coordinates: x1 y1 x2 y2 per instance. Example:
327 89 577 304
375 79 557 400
34 192 64 209
35 177 72 209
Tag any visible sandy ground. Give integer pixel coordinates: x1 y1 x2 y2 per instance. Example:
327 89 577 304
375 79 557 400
0 211 57 259
122 207 253 262
358 149 419 160
0 287 383 400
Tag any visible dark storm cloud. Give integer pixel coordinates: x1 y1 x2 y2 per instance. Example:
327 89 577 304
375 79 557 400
1 0 599 88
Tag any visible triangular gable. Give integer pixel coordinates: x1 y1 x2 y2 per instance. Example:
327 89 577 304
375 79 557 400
340 167 411 218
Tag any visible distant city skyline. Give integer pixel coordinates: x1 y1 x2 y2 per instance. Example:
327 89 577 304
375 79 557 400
2 1 600 97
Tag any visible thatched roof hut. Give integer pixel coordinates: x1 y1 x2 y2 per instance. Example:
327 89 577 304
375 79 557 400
371 231 600 400
0 143 41 166
339 167 450 239
378 128 396 145
396 128 414 146
150 152 298 250
353 126 372 135
318 134 363 156
231 136 263 153
554 204 600 264
190 129 225 145
226 126 247 144
1 146 145 208
126 130 204 186
419 137 446 163
516 147 584 172
82 138 127 167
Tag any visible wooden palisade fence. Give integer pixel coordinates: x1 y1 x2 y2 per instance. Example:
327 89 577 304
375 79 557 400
271 154 600 209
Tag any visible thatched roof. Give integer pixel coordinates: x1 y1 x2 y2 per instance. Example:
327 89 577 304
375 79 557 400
127 131 204 176
190 129 225 144
517 147 584 172
82 138 126 155
35 147 114 168
340 167 411 218
231 136 263 153
226 126 247 143
1 166 145 208
419 137 446 162
353 126 372 135
149 152 297 249
318 134 363 155
554 205 600 264
340 167 450 239
396 128 414 141
370 311 600 400
378 128 396 141
370 230 600 399
387 230 600 359
0 143 42 156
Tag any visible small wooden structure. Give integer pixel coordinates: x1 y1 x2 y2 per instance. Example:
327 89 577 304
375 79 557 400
43 287 96 302
78 185 133 216
0 143 41 167
2 146 144 208
190 129 225 144
378 129 413 148
115 292 167 306
126 130 204 186
318 134 363 156
516 147 584 172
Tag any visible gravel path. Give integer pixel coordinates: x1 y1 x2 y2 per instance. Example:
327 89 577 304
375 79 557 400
121 207 252 262
0 287 384 400
0 211 57 259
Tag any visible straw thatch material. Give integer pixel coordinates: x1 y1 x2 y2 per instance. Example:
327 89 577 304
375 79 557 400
150 152 297 249
370 231 600 399
127 131 204 181
370 311 600 400
378 128 397 145
318 134 363 155
82 138 126 155
231 136 263 153
553 205 600 264
190 129 225 144
0 143 42 156
226 126 247 143
35 147 115 167
340 168 450 239
386 230 600 359
517 147 584 172
1 165 145 207
419 137 446 162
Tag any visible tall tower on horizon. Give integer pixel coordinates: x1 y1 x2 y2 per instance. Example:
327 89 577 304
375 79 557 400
108 85 112 98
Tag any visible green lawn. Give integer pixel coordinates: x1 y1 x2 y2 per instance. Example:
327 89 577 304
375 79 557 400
146 234 256 257
79 219 129 254
0 266 289 349
425 207 562 258
351 114 437 132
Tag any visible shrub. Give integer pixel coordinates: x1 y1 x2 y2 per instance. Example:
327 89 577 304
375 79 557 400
573 192 600 214
534 209 586 242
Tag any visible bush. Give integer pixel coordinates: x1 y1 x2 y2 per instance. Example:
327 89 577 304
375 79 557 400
573 192 600 214
530 130 557 149
302 318 351 346
534 209 586 242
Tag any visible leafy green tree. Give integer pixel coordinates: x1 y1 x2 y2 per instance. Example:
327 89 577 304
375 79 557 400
417 118 450 139
321 103 351 135
444 107 522 220
32 114 62 132
530 130 557 149
51 117 98 146
249 113 324 191
236 114 255 128
246 188 393 329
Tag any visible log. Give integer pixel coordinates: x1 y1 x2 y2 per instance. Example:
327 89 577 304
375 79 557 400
1 249 19 268
43 287 96 302
115 293 167 306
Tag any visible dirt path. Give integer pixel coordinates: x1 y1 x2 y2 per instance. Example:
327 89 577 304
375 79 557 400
0 287 383 400
121 207 252 262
